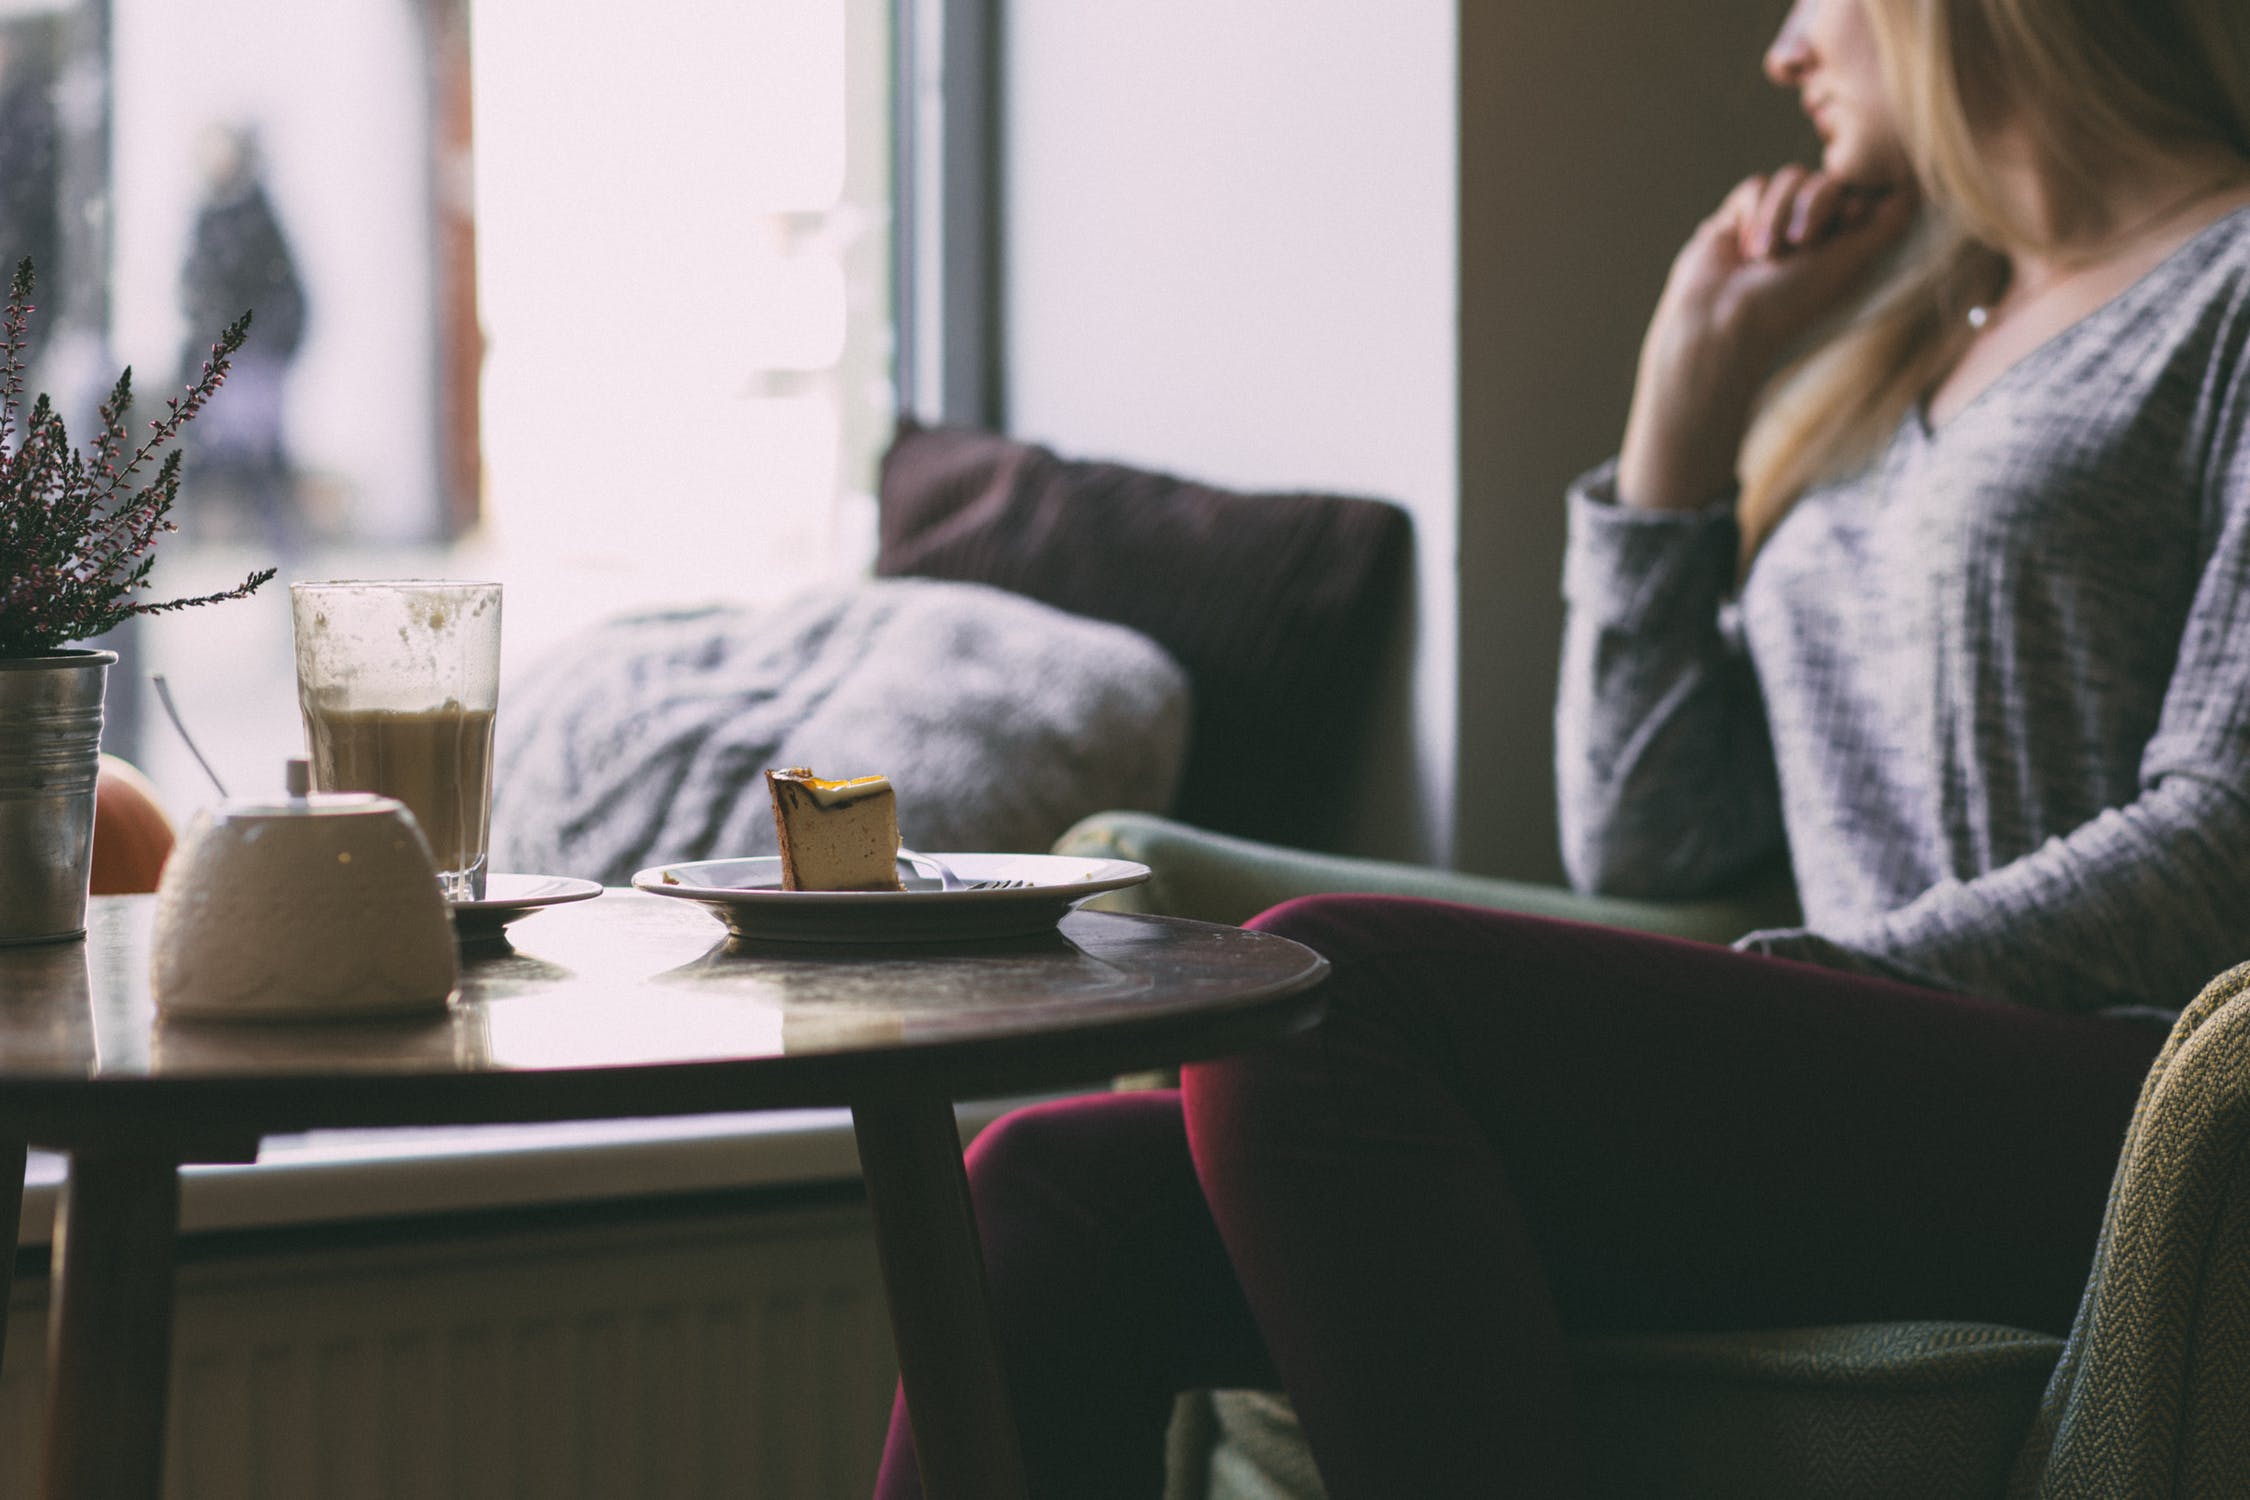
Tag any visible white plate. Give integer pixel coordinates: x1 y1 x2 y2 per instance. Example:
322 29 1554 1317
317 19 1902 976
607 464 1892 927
631 854 1151 943
451 873 604 942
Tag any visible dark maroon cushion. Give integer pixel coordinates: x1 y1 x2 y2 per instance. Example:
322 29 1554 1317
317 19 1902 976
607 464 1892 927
876 421 1413 849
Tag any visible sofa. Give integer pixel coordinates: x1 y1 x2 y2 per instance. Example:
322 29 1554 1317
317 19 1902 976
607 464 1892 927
1055 809 2250 1500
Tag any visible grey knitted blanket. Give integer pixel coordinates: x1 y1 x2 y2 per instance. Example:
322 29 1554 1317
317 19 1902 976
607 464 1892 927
490 578 1189 885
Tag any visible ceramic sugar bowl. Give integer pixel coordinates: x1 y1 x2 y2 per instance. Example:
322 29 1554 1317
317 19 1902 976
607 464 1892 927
151 761 457 1020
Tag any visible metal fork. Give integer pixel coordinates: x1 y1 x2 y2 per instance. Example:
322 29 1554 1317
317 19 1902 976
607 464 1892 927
899 850 1033 892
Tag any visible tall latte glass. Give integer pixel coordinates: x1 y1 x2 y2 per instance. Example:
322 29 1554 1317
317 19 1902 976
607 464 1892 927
290 581 502 901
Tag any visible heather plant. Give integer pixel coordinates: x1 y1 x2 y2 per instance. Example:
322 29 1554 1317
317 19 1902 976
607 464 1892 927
0 257 274 657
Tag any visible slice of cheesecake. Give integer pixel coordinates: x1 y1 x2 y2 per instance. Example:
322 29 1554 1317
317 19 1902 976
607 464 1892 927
765 768 904 891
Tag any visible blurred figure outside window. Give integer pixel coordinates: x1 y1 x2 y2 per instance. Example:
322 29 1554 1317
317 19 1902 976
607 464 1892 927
176 121 308 555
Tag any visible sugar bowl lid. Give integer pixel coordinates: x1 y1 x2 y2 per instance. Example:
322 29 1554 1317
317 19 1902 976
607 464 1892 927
206 758 401 821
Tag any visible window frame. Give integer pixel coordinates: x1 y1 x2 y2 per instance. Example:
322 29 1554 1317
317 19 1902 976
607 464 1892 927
894 0 1001 430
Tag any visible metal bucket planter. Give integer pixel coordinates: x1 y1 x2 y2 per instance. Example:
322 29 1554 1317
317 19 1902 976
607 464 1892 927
0 649 116 945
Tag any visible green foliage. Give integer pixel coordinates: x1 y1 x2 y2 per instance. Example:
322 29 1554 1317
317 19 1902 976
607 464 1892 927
0 257 275 657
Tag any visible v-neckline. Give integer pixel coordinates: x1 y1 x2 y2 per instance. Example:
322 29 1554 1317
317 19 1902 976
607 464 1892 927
1916 202 2250 440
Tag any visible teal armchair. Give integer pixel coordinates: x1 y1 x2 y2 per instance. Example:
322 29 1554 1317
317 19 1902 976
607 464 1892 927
1053 810 2250 1500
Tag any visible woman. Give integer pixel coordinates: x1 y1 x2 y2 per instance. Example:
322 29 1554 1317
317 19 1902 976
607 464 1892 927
877 0 2250 1493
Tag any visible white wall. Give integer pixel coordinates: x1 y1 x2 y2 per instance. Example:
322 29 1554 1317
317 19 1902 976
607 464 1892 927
1002 0 1458 865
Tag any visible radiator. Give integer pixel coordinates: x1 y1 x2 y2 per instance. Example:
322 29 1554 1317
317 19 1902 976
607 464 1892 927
0 1197 898 1498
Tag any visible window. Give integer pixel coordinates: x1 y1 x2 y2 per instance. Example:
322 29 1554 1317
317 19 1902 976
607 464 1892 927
5 0 907 816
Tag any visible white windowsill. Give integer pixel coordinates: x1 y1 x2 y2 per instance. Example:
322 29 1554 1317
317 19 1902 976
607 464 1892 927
16 1096 1047 1250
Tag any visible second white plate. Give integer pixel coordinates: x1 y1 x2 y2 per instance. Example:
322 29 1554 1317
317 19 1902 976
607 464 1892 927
631 853 1151 943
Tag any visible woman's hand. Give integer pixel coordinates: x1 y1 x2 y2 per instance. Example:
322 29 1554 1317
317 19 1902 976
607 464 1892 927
1617 167 1917 512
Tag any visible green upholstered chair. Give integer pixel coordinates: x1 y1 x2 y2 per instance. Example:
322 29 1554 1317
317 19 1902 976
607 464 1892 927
1054 810 2250 1500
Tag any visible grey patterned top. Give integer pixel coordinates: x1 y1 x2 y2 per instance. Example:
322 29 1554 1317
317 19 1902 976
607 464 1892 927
1557 205 2250 1013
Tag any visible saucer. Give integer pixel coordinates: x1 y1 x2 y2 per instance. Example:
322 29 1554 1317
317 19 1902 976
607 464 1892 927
450 873 603 943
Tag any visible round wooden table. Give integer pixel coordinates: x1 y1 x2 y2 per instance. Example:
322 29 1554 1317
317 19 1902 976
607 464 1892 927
0 892 1328 1500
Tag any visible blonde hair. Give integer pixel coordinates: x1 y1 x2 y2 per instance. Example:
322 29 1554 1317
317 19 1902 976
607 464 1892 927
1735 0 2250 561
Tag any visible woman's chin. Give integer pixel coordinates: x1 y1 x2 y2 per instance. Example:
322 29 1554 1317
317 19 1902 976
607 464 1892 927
1822 140 1913 195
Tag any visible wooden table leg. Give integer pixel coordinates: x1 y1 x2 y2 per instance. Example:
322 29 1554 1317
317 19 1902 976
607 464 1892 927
40 1149 182 1500
852 1092 1029 1500
0 1140 25 1378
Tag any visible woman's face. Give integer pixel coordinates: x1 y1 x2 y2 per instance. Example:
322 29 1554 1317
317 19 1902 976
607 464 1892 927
1765 0 1914 188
